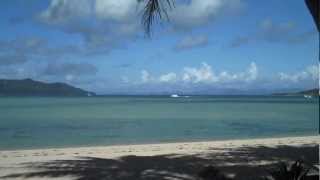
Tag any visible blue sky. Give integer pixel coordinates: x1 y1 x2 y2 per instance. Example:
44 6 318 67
0 0 318 94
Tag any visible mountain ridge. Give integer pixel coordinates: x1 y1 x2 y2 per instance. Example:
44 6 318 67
272 88 319 96
0 78 95 97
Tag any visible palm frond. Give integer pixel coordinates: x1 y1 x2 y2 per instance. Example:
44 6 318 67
140 0 175 36
265 160 311 180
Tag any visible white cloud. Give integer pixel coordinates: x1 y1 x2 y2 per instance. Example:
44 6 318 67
175 35 208 51
140 62 258 84
246 62 258 81
306 64 319 80
40 0 243 30
170 0 243 29
40 0 140 24
231 19 316 47
38 0 244 54
215 62 258 82
218 71 238 81
39 0 92 24
141 70 151 83
159 73 177 83
182 63 216 83
39 0 142 54
279 72 308 82
279 64 319 82
95 0 139 22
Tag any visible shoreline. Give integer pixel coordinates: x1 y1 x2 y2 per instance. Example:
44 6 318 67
1 134 317 152
1 135 318 156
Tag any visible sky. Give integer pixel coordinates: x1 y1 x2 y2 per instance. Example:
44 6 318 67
0 0 319 95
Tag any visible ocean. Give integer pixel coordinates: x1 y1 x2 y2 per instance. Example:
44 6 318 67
0 96 318 150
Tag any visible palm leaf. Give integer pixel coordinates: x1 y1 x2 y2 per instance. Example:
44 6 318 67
139 0 175 36
265 160 311 180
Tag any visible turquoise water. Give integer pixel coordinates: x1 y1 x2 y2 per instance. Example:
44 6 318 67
0 96 318 150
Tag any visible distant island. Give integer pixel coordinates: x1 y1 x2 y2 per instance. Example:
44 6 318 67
273 88 319 96
0 79 96 97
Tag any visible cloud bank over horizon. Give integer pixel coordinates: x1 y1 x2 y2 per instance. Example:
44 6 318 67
0 0 318 94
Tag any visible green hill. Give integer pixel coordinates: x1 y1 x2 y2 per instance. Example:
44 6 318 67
0 79 95 97
273 88 319 96
297 88 319 96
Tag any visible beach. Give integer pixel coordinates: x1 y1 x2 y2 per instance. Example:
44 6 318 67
0 136 319 180
0 97 318 179
1 0 319 179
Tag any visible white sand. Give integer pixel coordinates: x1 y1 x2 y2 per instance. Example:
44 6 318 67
0 136 319 180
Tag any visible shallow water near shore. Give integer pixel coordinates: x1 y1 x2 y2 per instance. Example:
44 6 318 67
0 95 318 150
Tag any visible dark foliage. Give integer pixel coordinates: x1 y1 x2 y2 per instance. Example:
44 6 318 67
263 160 319 180
305 0 319 31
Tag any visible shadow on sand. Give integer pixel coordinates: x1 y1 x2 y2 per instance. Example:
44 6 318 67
1 145 319 180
